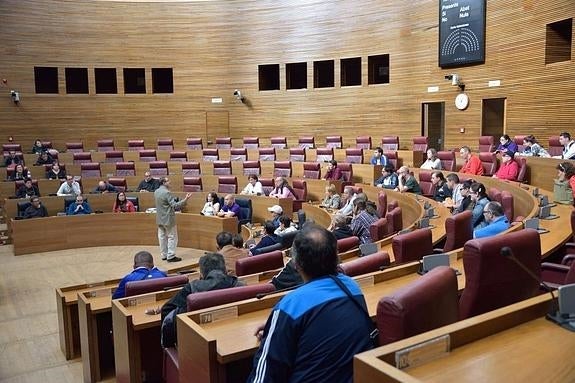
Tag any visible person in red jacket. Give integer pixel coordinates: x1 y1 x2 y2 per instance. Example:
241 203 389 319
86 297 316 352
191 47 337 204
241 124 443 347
493 149 519 181
459 146 484 175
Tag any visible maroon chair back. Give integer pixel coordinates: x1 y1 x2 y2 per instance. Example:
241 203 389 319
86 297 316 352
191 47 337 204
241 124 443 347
338 163 353 182
337 236 360 253
108 177 127 192
116 162 136 176
345 148 364 164
479 152 498 176
243 137 260 149
487 187 502 204
258 147 276 161
516 157 528 183
340 251 390 277
230 148 247 161
183 177 202 192
187 283 276 312
548 136 563 157
242 161 261 176
442 211 473 252
2 143 22 155
377 191 387 218
235 250 284 276
303 162 321 179
125 275 189 297
500 190 514 221
186 137 203 150
149 161 168 176
376 266 459 345
169 151 188 162
181 162 201 176
386 206 402 234
298 136 315 149
316 147 334 162
478 136 495 153
215 137 231 149
73 152 92 164
218 176 238 194
349 185 363 195
459 229 541 320
369 218 390 242
202 148 219 162
513 135 526 153
128 139 145 151
259 178 274 196
139 149 157 162
325 136 342 149
270 137 287 149
381 136 399 151
356 136 372 149
14 179 39 194
437 151 456 171
418 171 434 197
392 228 433 263
289 148 306 162
105 150 124 163
273 161 292 177
157 138 174 151
66 142 84 153
292 179 307 201
97 139 115 152
412 136 428 152
383 151 398 168
213 160 232 175
80 162 101 178
387 200 399 212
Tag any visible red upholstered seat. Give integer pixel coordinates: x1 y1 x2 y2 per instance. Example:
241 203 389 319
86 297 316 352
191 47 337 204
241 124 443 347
186 283 276 311
316 147 334 162
97 139 115 152
302 162 321 179
541 259 575 288
230 147 247 162
340 251 390 276
325 136 342 149
162 347 179 383
213 160 232 175
345 148 364 164
338 163 353 183
183 177 202 192
437 150 456 171
128 139 145 151
369 217 390 242
66 142 84 153
149 161 168 176
157 138 174 151
292 179 307 211
298 136 315 149
215 137 231 149
439 210 473 252
273 161 292 177
2 143 22 156
259 178 274 196
105 150 124 163
487 187 502 204
186 137 203 150
337 236 360 253
242 161 261 176
548 136 563 157
478 136 495 153
516 157 528 183
381 136 399 151
80 162 101 178
125 275 189 297
202 148 219 162
289 148 306 162
73 152 92 164
181 162 201 176
500 190 514 221
139 149 157 162
356 136 372 149
459 229 541 320
387 200 398 212
258 147 276 161
412 136 428 152
479 152 498 176
115 162 136 176
270 136 287 149
377 191 387 218
418 171 434 197
513 135 526 153
243 137 260 149
218 176 237 194
235 250 284 276
376 266 459 345
383 151 398 168
169 151 188 162
108 177 127 192
392 228 433 263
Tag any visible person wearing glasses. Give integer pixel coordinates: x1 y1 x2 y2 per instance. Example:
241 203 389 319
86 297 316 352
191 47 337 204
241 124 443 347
495 135 518 155
23 196 48 219
394 166 422 194
469 182 491 229
67 195 92 215
473 201 510 239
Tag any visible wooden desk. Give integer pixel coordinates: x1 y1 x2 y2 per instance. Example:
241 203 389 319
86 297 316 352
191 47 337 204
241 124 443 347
353 294 572 383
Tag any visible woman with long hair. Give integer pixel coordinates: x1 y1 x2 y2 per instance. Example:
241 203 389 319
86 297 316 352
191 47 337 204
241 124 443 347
469 182 490 229
113 192 136 213
269 177 296 200
201 192 220 216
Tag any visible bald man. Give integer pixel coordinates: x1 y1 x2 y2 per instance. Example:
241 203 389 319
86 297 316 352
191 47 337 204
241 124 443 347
217 194 240 217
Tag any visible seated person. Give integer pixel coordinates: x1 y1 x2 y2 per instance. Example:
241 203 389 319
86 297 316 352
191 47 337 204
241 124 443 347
112 251 167 299
473 201 510 239
216 231 249 275
274 215 298 236
453 179 474 214
241 174 264 196
217 194 240 217
370 147 388 166
268 204 283 228
328 214 354 240
250 221 280 255
113 192 136 213
16 179 40 199
232 233 244 248
46 162 66 179
136 172 160 192
31 139 46 155
4 151 22 167
469 182 491 229
517 135 550 157
374 164 398 189
351 199 378 244
420 148 442 170
324 160 343 181
431 171 451 202
443 173 464 211
493 149 519 181
66 195 92 215
23 196 48 219
555 132 575 160
556 161 575 202
160 252 244 347
34 151 53 166
269 177 296 200
93 180 117 194
495 134 518 155
337 186 358 216
57 175 82 196
320 184 341 209
201 192 220 216
459 146 484 176
10 164 30 181
395 166 422 194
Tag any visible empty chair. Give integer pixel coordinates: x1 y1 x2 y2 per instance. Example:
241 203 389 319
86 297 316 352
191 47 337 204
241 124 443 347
289 148 306 162
377 191 387 218
139 149 157 162
516 157 528 183
235 250 283 276
412 136 429 152
215 137 231 149
338 163 353 183
478 136 495 153
181 161 201 176
383 151 398 168
213 160 232 175
392 228 433 264
316 147 334 162
186 137 203 150
270 136 287 149
259 178 274 196
303 162 321 179
273 161 292 177
340 251 391 276
116 162 136 176
128 139 145 151
187 283 276 311
500 190 514 221
292 179 307 211
479 152 498 176
183 177 202 192
217 176 237 194
437 210 473 252
169 151 188 162
381 136 399 151
298 136 315 149
149 161 169 176
417 171 434 197
97 139 115 152
202 148 219 162
488 187 502 204
258 147 276 161
73 152 92 164
437 150 456 171
541 257 575 288
345 148 364 164
325 136 343 149
369 217 390 242
125 275 189 297
105 150 124 163
230 147 247 161
2 143 22 156
243 137 260 149
337 236 360 253
65 142 84 153
242 161 261 176
80 162 101 178
356 136 372 149
235 198 253 227
376 266 459 345
459 229 541 319
513 135 526 153
157 138 174 151
108 177 127 192
387 200 399 213
548 136 563 157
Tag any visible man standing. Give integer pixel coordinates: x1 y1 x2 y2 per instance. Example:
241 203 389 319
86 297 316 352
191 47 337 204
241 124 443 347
249 225 373 382
473 201 510 238
459 146 484 175
112 251 167 299
154 177 191 262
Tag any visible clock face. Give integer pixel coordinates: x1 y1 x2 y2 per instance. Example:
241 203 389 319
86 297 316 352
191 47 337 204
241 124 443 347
455 93 469 110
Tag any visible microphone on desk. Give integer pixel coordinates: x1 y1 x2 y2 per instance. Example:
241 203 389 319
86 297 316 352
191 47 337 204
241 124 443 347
256 283 302 299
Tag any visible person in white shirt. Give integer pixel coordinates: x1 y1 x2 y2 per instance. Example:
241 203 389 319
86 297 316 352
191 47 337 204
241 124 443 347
554 132 575 160
240 174 264 196
201 192 220 216
56 175 82 196
274 215 298 236
420 148 442 170
337 186 357 216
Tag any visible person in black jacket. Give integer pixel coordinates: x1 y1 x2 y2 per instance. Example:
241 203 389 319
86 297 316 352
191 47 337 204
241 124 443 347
328 214 354 240
16 179 40 199
23 197 48 219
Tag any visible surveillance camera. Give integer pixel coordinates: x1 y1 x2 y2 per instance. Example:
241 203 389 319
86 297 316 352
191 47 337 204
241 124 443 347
233 89 242 98
444 75 453 81
10 90 20 103
451 74 460 86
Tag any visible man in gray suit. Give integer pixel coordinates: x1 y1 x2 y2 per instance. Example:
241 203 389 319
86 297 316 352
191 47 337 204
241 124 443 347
154 177 192 262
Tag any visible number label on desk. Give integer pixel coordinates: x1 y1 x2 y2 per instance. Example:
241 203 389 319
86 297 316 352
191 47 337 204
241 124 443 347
127 295 156 307
356 275 375 288
395 334 450 370
200 306 239 324
86 288 113 298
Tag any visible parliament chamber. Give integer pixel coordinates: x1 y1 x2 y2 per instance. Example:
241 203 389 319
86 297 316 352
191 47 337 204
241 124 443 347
1 0 575 382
